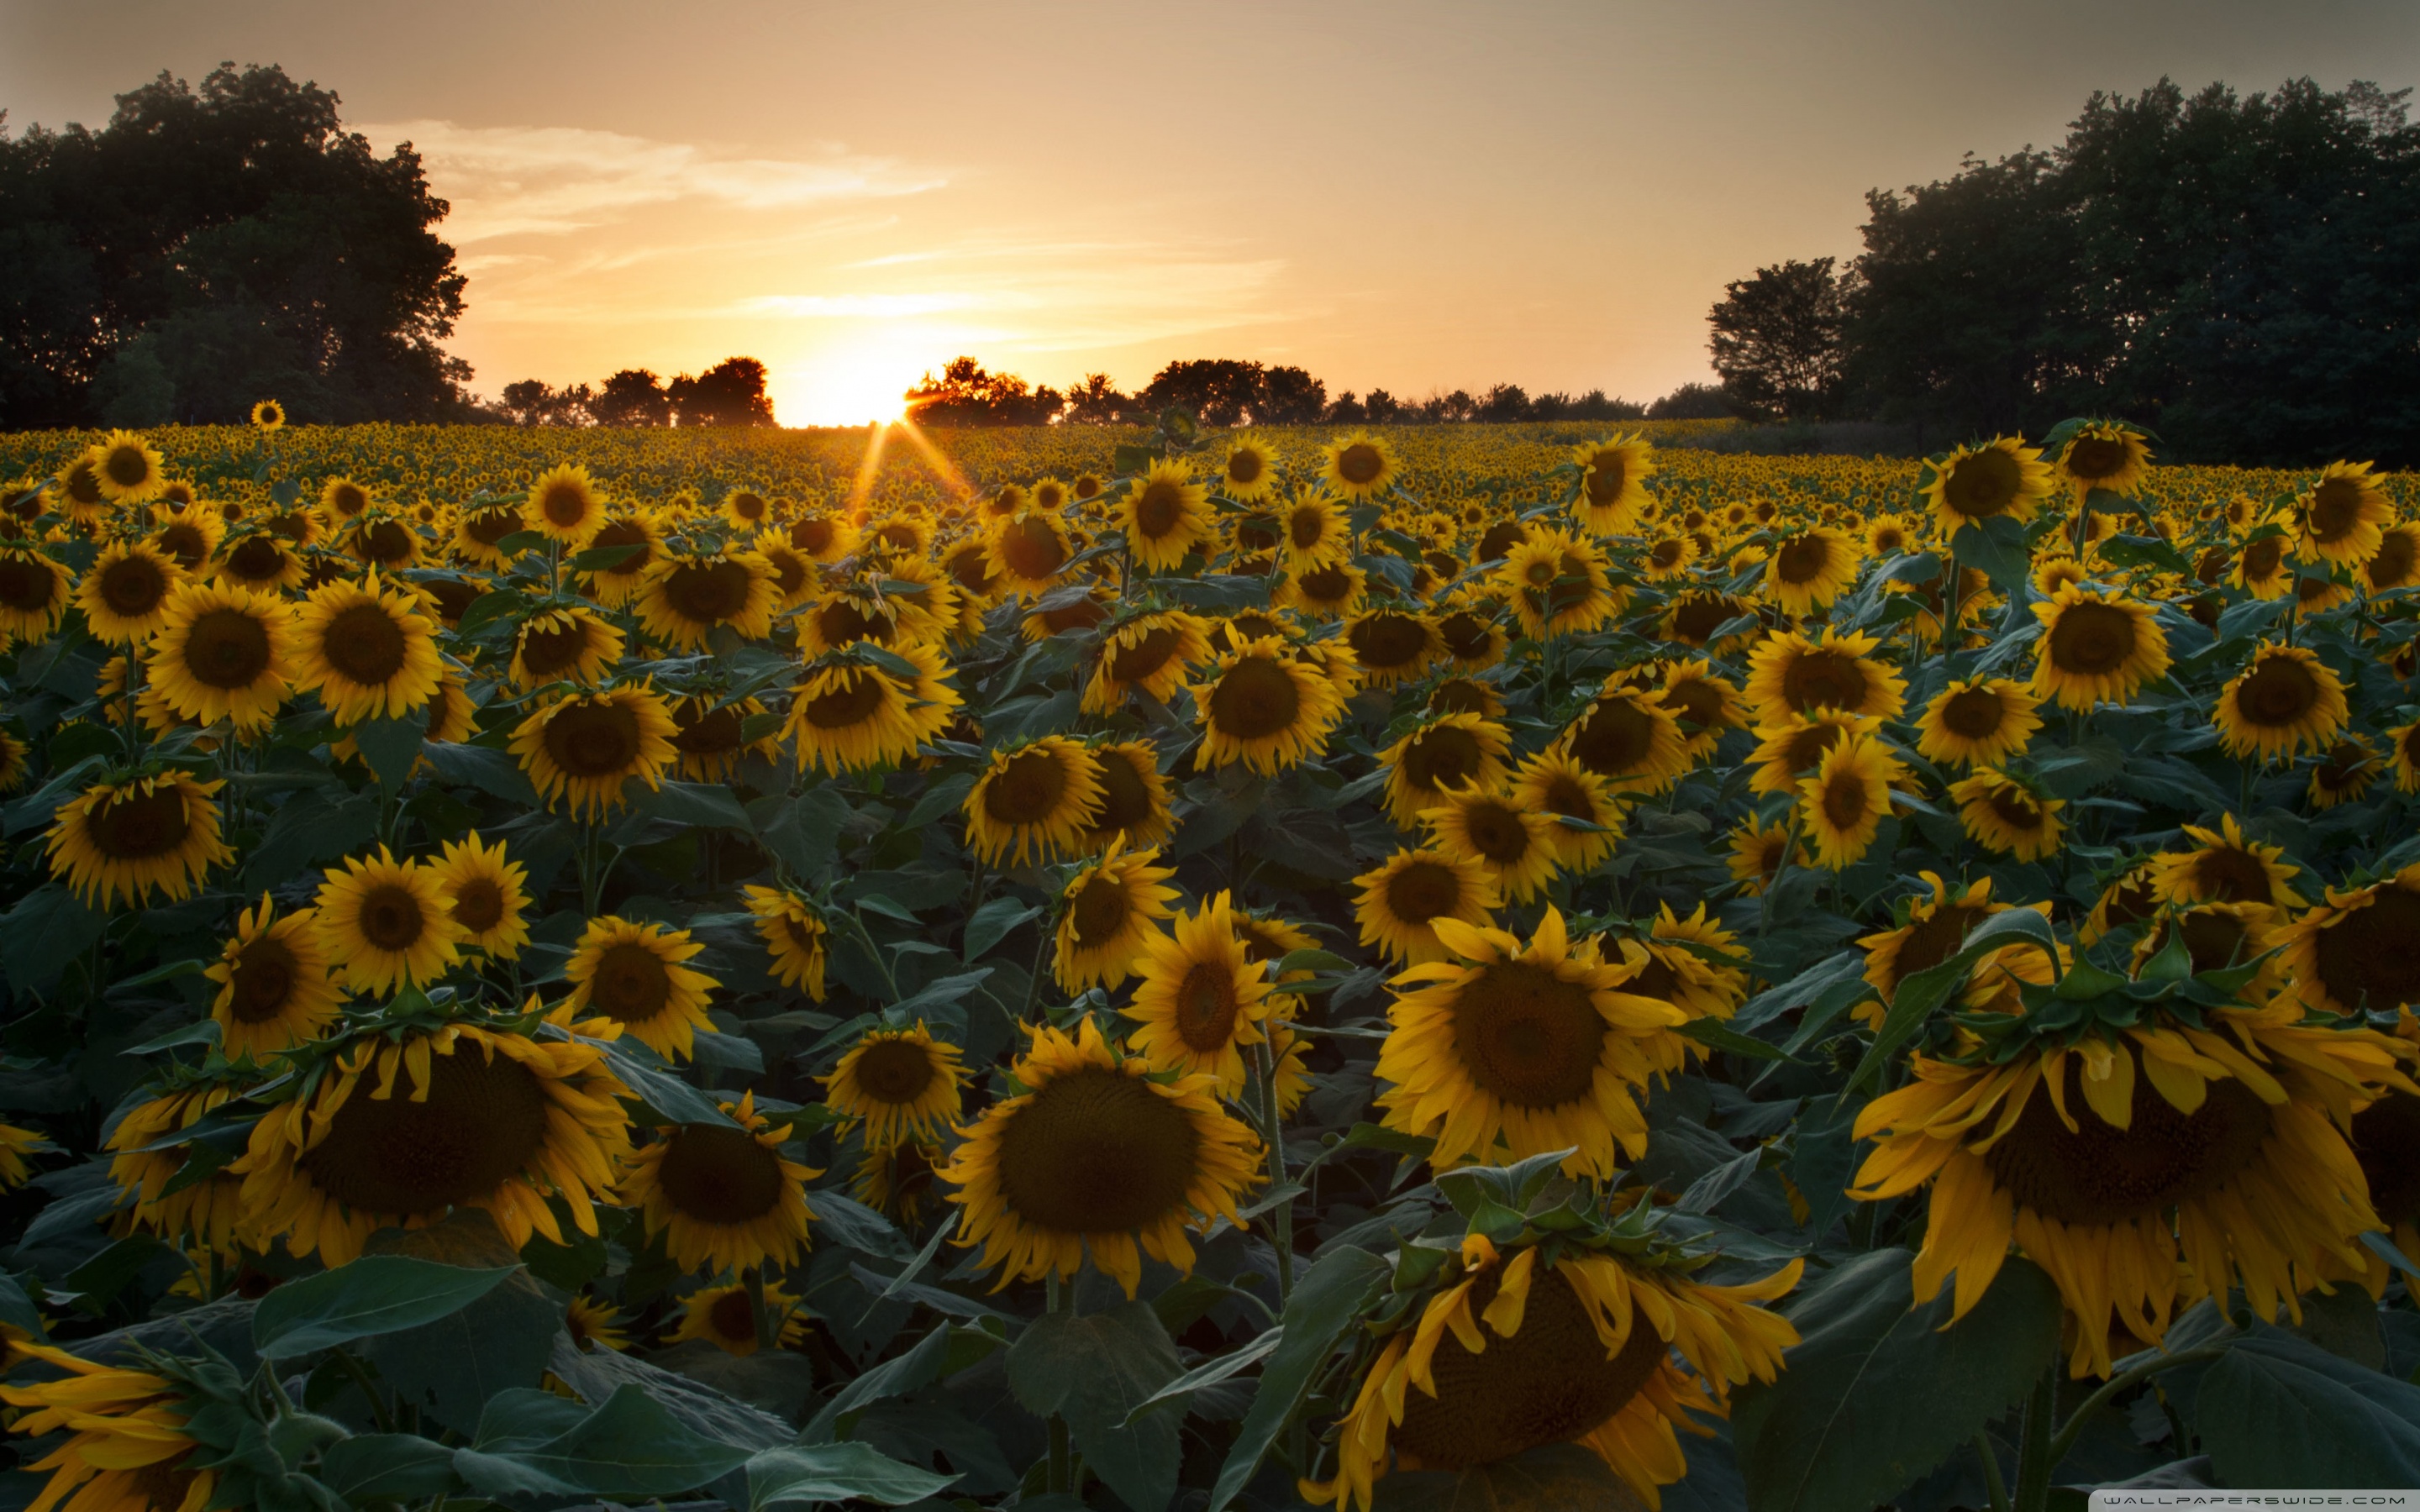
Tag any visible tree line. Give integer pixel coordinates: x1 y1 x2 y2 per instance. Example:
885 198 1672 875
1707 76 2420 466
497 359 776 428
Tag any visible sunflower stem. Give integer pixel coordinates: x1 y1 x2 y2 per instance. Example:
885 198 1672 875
1248 1039 1297 1304
329 1347 396 1433
744 1267 777 1352
1045 1272 1073 1494
2044 1344 2227 1469
1975 1431 2012 1512
2010 1362 2056 1512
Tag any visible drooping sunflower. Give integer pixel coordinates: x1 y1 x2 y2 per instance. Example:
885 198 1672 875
1080 738 1179 852
0 1343 218 1512
431 831 531 960
787 511 858 564
2149 814 2307 910
55 454 108 526
2293 459 2392 567
1125 891 1276 1094
2054 421 2154 497
1744 627 1907 725
2275 864 2420 1017
1797 731 1902 870
508 606 625 690
46 771 232 908
1427 673 1507 720
854 1137 945 1230
668 693 779 781
1054 837 1181 993
510 682 680 818
1919 435 2054 535
1377 909 1686 1178
1511 747 1627 871
1321 432 1399 501
1423 785 1561 905
313 847 464 995
143 580 297 733
76 538 186 644
523 463 607 546
618 1092 818 1275
1084 609 1211 713
1355 848 1502 966
1760 527 1859 617
1726 816 1799 895
1914 675 2043 769
2212 640 2348 763
234 1019 632 1266
1220 437 1281 501
0 548 74 643
105 1078 249 1254
1434 596 1510 669
1280 489 1351 570
566 1294 632 1354
741 884 829 1000
2029 583 2170 711
207 894 343 1059
2130 901 2287 1001
1192 634 1348 774
754 534 821 610
1859 873 2059 1022
941 1016 1262 1297
1657 659 1749 759
824 1023 967 1147
1852 1002 2413 1377
1341 606 1444 690
1500 529 1621 639
635 551 780 650
965 735 1104 867
291 574 445 724
1620 904 1751 1026
0 730 26 793
1949 767 2067 862
211 527 308 593
1568 433 1655 534
1118 459 1213 572
340 513 421 572
565 916 719 1060
1301 1231 1800 1512
1379 712 1514 829
1556 685 1691 791
786 645 960 775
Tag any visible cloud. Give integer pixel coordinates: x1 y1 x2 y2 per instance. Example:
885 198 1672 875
356 119 943 242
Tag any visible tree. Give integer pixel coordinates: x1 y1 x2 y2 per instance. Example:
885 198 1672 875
1260 365 1328 423
591 368 671 427
1476 383 1533 422
499 380 592 427
1648 383 1739 420
0 63 470 426
903 356 1061 426
1708 258 1848 421
1326 391 1369 423
1062 373 1131 424
1139 360 1265 426
671 356 777 427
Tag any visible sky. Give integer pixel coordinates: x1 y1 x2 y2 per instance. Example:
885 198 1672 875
4 0 2417 426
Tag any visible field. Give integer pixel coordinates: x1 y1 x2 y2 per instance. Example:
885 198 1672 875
1 412 2417 1511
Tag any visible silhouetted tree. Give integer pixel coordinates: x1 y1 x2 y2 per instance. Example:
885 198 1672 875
1063 372 1131 424
1648 383 1739 420
904 356 1061 425
1259 365 1328 423
1708 258 1847 421
499 380 592 427
671 357 777 427
1361 389 1399 423
1140 360 1265 426
1476 383 1533 421
1325 391 1369 423
591 368 671 427
1 63 469 426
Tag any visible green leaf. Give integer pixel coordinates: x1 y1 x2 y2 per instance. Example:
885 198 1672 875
747 1442 959 1509
802 1321 954 1441
1124 1326 1285 1426
318 1434 466 1504
1008 1302 1183 1512
1371 1442 1644 1511
643 780 755 830
1849 908 2060 1090
456 1383 754 1499
451 589 526 638
592 1037 741 1128
755 785 850 879
962 896 1041 963
1274 948 1357 976
567 543 643 572
353 706 430 789
493 529 549 556
902 770 975 829
363 1263 565 1433
242 788 379 891
1113 443 1159 475
253 1257 521 1358
1950 516 2033 596
1731 1248 2063 1512
421 740 540 804
1208 1246 1392 1512
1676 1017 1794 1063
1 885 105 998
2192 1324 2420 1486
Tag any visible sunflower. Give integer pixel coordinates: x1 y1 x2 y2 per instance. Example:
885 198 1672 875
1658 659 1748 758
2275 864 2420 1017
2131 901 2287 1000
666 1279 808 1356
1511 747 1626 871
720 486 773 532
1084 609 1211 713
1865 512 1916 557
213 524 309 592
1192 635 1347 775
1949 767 2066 862
1344 606 1444 690
1624 905 1751 1024
312 847 465 995
1639 528 1697 581
2361 523 2420 593
1055 837 1180 992
2029 584 2170 711
1423 785 1561 905
635 551 780 649
341 513 422 572
1919 435 2054 534
939 536 1004 606
1797 732 1902 870
2293 460 2392 567
76 538 186 644
1722 821 1796 898
941 1016 1261 1297
1760 527 1859 617
1428 674 1506 720
579 512 667 605
1434 597 1510 669
87 430 166 504
508 606 625 690
105 1079 248 1253
565 916 719 1060
781 511 854 564
290 574 444 724
431 832 531 960
1500 529 1620 639
0 1121 47 1190
1914 675 2042 769
1851 1004 2412 1377
566 1295 633 1354
2307 735 2381 810
510 682 680 818
0 1344 217 1512
669 694 778 781
235 1020 631 1266
523 463 606 545
1321 432 1399 501
1744 627 1906 726
853 1137 945 1230
1301 1233 1800 1512
142 580 297 732
2076 861 2160 948
1221 437 1281 501
1556 686 1691 791
46 771 231 908
2294 570 2355 617
1859 874 2058 1021
1124 892 1276 1093
251 397 285 429
0 548 74 643
786 645 960 776
1568 434 1655 534
2228 528 2294 598
205 895 342 1060
1276 559 1368 619
983 509 1071 596
741 885 829 1000
2212 641 2348 763
150 506 225 573
618 1091 818 1275
1377 908 1684 1178
2054 422 2154 496
57 454 108 526
1379 712 1513 829
964 735 1104 866
2149 814 2307 910
2031 555 2089 598
0 730 26 793
319 475 373 521
825 1023 966 1147
1281 490 1351 570
1117 459 1213 572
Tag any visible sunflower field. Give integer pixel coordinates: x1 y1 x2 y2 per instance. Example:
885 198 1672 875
0 408 2417 1512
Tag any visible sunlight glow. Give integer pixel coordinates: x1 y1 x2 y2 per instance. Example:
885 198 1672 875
769 343 918 428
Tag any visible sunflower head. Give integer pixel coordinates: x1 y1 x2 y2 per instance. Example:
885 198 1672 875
824 1023 966 1147
47 770 232 909
618 1091 818 1276
2054 422 2154 496
510 683 681 818
524 463 606 545
1055 837 1180 993
250 398 286 430
1322 432 1398 501
564 915 719 1060
1221 437 1281 501
2028 583 2170 711
1920 436 2053 533
1567 433 1655 533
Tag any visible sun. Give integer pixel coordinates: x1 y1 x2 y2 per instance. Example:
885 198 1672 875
771 344 921 427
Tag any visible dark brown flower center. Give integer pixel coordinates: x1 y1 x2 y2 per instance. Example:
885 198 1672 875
1943 449 2020 517
91 785 192 859
1070 874 1132 944
663 560 754 623
1566 696 1658 777
539 482 591 528
1108 626 1184 683
518 619 594 677
1000 517 1068 580
1176 963 1240 1052
182 608 272 688
1133 481 1188 539
2234 654 2318 727
321 602 409 685
672 702 744 756
452 877 506 935
1386 859 1464 923
2312 887 2420 1013
2065 437 2130 481
1819 766 1873 831
103 444 154 489
1449 961 1606 1109
589 942 671 1021
984 747 1076 826
2186 847 2277 906
0 554 60 610
708 1288 756 1341
229 937 299 1021
544 701 642 778
1349 612 1430 670
1088 749 1156 833
2307 478 2365 541
1209 657 1302 740
1984 1049 2271 1226
657 1124 784 1222
328 483 370 517
301 1045 550 1214
1460 801 1533 866
355 521 415 564
1775 535 1833 585
854 1038 939 1105
2353 1090 2420 1226
100 554 171 617
1228 450 1264 485
1940 688 2006 740
357 883 427 952
1337 444 1385 486
2047 601 2137 676
996 1068 1202 1232
1779 649 1871 713
806 670 890 729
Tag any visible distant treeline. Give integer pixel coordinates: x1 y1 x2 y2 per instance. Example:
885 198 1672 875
1706 76 2420 467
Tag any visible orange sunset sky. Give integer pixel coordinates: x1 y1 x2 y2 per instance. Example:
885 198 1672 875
5 0 2416 426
